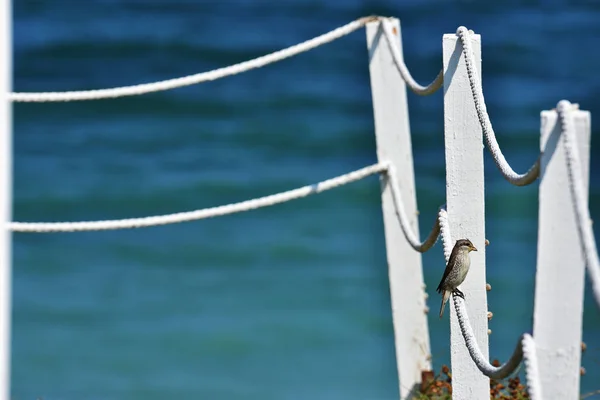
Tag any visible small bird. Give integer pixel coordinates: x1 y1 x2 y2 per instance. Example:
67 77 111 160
437 238 477 318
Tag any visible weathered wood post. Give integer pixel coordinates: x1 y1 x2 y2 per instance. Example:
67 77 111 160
0 0 11 398
366 18 431 399
533 107 591 400
442 31 490 399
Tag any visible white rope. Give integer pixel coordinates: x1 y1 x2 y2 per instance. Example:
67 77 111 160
381 19 443 96
385 164 440 252
438 208 541 391
557 100 600 308
10 16 380 102
438 206 453 261
456 26 540 186
10 163 387 232
452 297 524 380
522 333 543 400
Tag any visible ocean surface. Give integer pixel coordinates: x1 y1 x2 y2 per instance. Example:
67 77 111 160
11 0 600 399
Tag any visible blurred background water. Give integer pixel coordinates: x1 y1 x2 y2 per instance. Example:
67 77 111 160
10 0 600 399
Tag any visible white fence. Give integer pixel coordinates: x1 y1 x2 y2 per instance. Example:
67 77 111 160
3 14 599 400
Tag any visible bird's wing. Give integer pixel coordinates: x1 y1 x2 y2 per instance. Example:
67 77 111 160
436 244 459 293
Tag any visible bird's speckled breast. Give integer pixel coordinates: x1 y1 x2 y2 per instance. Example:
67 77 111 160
456 251 471 284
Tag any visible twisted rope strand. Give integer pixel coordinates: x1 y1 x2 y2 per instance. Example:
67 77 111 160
10 163 387 232
522 334 543 400
438 206 453 260
381 19 443 96
557 100 600 308
456 26 540 186
385 164 441 252
452 297 524 380
10 16 379 102
438 209 541 396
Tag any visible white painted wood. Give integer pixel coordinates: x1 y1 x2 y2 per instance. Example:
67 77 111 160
366 19 431 399
0 0 10 398
442 32 490 399
533 109 591 400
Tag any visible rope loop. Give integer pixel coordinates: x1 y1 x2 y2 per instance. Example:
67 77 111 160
456 26 540 186
385 164 441 253
380 19 443 96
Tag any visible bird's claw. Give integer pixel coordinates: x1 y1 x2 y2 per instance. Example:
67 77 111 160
452 289 465 300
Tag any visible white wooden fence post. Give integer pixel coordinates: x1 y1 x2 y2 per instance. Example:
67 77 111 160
366 19 431 399
0 0 11 398
533 107 591 400
442 31 490 399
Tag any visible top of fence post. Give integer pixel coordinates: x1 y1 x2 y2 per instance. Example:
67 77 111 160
442 30 490 399
366 18 432 399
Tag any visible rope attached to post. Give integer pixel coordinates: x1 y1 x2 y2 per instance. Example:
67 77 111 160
10 16 381 102
522 334 543 400
456 26 540 186
438 208 542 398
385 164 441 252
10 163 387 232
381 19 443 96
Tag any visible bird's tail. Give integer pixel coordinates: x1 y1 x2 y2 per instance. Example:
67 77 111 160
439 290 450 318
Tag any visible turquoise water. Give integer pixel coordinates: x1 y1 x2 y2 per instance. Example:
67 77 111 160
12 1 600 398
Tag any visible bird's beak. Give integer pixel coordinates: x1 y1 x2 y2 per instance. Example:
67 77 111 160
470 245 478 252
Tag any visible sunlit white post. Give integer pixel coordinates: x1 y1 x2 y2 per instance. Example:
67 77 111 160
366 18 431 399
0 0 11 398
442 31 490 399
533 107 590 400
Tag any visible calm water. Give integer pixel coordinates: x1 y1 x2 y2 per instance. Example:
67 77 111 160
11 0 600 398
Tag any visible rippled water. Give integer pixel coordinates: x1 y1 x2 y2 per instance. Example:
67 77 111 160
11 0 600 398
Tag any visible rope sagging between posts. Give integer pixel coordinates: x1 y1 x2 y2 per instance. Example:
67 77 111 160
10 16 380 102
557 100 600 309
380 19 443 96
438 208 543 399
456 26 540 187
8 19 546 195
5 16 594 399
10 159 446 263
386 164 441 253
10 163 387 232
11 16 446 103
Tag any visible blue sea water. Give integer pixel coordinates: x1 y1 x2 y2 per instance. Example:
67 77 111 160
11 0 600 398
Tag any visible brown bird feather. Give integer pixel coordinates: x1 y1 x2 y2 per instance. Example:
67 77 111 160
436 239 470 293
436 239 476 318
